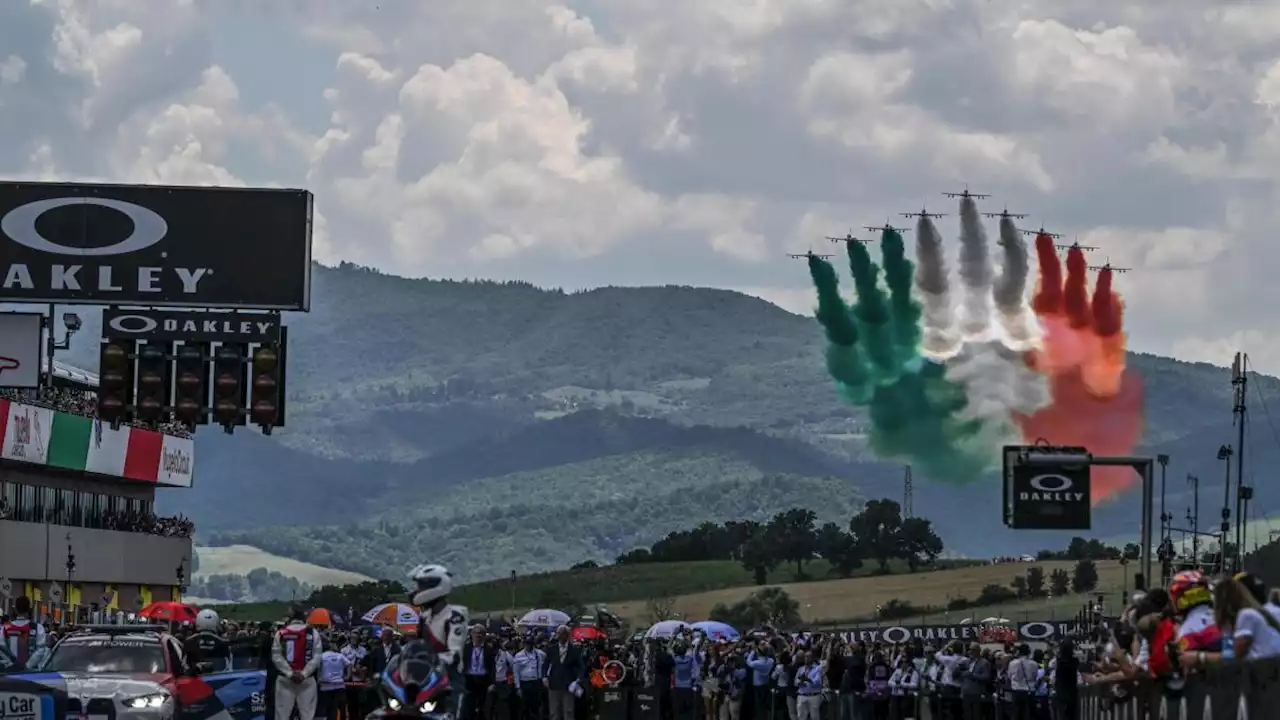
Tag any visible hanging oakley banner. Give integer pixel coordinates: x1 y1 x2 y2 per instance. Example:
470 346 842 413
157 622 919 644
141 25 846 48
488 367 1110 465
103 308 281 343
0 181 313 310
1003 445 1092 530
821 621 1090 645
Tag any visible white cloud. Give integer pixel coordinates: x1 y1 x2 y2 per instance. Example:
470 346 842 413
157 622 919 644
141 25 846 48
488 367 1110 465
1 0 1279 374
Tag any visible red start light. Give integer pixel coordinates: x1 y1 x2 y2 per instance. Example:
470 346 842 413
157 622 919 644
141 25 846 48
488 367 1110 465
138 371 163 389
214 372 238 393
177 372 202 393
251 400 277 424
253 374 276 394
100 397 124 414
137 397 161 414
101 370 126 388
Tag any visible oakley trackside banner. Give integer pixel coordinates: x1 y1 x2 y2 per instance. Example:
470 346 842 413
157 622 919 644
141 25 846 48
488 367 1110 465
0 181 313 310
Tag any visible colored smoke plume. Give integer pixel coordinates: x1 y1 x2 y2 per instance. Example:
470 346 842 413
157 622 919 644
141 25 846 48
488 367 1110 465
993 217 1032 344
1019 247 1144 501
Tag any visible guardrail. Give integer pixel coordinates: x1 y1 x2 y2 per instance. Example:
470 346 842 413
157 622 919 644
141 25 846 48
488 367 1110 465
588 657 1280 720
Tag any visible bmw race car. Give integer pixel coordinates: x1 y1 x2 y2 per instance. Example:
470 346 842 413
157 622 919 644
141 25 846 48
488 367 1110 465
11 626 267 720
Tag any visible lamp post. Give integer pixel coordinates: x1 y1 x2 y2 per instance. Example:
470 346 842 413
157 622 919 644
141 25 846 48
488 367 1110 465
65 532 75 621
42 309 81 388
176 560 187 597
1218 444 1234 573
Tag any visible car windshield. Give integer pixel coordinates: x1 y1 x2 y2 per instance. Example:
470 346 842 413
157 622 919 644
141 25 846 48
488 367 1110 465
44 639 165 674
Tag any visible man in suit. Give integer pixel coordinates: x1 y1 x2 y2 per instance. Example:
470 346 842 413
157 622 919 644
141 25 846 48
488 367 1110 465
544 626 584 720
460 624 498 720
368 630 400 676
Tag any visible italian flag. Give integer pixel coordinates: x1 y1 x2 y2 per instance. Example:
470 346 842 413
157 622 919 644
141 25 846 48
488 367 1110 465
1 399 193 486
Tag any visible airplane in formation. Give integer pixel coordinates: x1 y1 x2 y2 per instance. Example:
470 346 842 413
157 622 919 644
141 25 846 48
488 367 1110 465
901 206 946 219
982 206 1026 220
863 222 910 234
1020 225 1062 238
825 233 873 245
1089 261 1130 273
788 250 833 259
1056 238 1099 252
943 185 991 200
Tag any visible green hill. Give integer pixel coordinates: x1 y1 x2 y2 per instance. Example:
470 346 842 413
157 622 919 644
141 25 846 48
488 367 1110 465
79 262 1275 578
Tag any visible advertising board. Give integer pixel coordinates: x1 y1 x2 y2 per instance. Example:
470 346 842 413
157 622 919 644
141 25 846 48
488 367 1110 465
0 182 312 310
1004 445 1092 530
102 308 281 343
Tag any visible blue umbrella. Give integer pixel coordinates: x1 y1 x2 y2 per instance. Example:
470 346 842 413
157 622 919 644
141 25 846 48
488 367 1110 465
691 621 740 641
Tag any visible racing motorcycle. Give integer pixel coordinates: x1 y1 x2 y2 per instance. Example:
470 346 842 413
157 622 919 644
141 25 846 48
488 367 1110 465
368 640 454 720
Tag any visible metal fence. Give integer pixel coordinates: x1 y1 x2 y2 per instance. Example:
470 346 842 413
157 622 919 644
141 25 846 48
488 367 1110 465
589 658 1280 720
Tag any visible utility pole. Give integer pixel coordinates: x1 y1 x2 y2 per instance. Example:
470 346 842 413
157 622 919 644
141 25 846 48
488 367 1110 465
1218 443 1233 574
1232 352 1249 571
1157 454 1171 586
1187 474 1200 566
903 465 914 518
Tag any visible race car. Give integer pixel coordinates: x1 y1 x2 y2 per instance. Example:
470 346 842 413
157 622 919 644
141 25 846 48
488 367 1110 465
11 626 267 720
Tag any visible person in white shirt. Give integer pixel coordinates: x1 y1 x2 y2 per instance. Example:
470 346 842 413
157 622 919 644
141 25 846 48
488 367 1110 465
1006 645 1039 720
793 651 824 720
933 643 964 720
317 641 351 720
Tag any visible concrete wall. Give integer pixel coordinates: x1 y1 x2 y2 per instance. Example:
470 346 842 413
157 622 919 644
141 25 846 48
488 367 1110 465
0 519 191 585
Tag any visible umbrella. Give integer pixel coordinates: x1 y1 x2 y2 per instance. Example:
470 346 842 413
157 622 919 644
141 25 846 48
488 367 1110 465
645 620 689 639
691 620 740 641
308 608 334 627
571 626 607 642
363 603 420 631
517 609 570 628
139 601 197 623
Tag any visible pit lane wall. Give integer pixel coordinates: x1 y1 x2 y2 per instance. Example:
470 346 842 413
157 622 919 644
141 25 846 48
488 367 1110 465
0 399 194 487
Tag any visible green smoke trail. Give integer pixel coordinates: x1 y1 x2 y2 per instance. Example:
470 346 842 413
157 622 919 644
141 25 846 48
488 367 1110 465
879 229 922 365
805 235 994 484
845 241 897 378
807 256 871 396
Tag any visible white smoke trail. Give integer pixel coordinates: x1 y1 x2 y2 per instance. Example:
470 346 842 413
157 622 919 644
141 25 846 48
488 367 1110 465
914 217 959 356
943 198 1049 444
945 339 1050 444
993 216 1034 347
956 197 994 340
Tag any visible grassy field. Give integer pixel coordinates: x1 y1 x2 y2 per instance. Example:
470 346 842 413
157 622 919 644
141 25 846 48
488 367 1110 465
195 545 375 586
607 560 1128 626
213 558 982 622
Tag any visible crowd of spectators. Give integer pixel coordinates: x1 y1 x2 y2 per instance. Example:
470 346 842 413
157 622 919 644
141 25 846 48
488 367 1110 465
0 386 191 438
102 509 195 537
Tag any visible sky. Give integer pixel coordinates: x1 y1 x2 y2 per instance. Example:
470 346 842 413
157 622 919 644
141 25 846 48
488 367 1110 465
1 0 1279 373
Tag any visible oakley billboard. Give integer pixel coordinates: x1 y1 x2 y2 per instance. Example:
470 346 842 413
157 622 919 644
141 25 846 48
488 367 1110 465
0 181 313 310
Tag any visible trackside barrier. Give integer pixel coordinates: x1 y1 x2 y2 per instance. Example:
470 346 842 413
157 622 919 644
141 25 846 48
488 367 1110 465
589 658 1280 720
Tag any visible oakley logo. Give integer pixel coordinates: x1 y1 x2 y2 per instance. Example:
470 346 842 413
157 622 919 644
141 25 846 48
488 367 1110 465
107 315 159 335
1019 622 1055 641
1029 474 1073 492
1 197 168 256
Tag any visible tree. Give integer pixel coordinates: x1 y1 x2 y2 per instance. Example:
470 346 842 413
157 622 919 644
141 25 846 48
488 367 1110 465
615 548 652 564
739 526 780 585
816 522 862 577
1071 560 1099 593
850 499 905 573
767 508 818 577
1050 568 1070 596
570 560 599 570
710 587 802 630
1025 566 1046 597
1122 543 1141 560
1010 575 1028 599
898 517 943 572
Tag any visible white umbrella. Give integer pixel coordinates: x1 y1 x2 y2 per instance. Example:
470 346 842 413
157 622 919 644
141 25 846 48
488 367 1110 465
645 620 690 639
518 609 571 627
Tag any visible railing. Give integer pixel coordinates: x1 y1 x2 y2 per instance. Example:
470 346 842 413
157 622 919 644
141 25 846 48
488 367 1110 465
587 658 1280 720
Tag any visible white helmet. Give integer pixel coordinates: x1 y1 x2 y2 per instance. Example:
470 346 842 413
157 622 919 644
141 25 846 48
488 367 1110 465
196 608 220 632
408 564 453 607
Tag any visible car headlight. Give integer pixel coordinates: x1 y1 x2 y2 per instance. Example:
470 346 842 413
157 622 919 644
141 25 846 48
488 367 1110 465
387 698 402 711
419 701 436 713
125 693 169 709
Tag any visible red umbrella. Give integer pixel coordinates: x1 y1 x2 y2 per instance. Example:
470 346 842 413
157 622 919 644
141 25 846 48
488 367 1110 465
139 601 198 623
571 626 606 642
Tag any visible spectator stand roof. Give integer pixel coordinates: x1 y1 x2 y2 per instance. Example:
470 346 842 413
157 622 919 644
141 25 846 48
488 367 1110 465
45 357 98 390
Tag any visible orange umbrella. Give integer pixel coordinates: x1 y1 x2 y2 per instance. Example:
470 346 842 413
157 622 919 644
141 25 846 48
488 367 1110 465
307 608 334 627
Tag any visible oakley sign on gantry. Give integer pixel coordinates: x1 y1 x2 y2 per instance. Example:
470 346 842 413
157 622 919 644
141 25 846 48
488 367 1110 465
0 181 315 309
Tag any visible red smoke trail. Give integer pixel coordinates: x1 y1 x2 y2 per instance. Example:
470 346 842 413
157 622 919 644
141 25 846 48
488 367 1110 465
1063 247 1090 329
1019 248 1145 502
1031 234 1062 315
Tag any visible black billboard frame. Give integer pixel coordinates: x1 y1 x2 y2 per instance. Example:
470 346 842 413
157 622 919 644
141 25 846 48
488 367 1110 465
0 181 313 311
